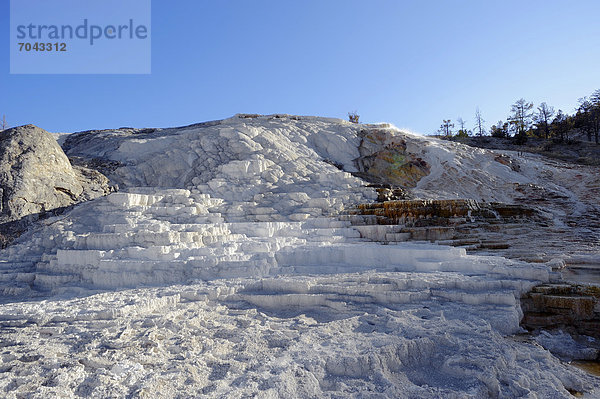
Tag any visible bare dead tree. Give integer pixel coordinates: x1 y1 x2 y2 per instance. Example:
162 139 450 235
474 107 486 137
438 119 454 137
455 117 470 137
0 115 7 131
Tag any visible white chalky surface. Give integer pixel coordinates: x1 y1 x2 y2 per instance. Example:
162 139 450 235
0 115 598 397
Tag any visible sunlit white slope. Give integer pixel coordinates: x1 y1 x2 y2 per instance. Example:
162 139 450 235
63 114 591 208
0 115 597 398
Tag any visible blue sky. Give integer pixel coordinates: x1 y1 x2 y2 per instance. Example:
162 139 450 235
1 0 599 134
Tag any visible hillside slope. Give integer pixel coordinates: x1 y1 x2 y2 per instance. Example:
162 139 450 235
0 114 597 398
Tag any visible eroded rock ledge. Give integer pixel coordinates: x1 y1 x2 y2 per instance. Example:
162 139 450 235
521 283 600 338
346 199 539 253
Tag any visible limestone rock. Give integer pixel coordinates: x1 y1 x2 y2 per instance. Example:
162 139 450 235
354 128 430 187
0 124 110 225
521 283 600 338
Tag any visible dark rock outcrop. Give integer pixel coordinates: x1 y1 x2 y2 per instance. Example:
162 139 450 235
0 124 111 227
521 283 600 338
345 199 544 261
353 128 430 187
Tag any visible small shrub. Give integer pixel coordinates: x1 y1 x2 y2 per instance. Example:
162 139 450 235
514 132 528 145
348 111 360 124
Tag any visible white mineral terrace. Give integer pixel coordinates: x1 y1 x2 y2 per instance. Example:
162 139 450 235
1 188 594 397
0 116 598 397
1 189 546 303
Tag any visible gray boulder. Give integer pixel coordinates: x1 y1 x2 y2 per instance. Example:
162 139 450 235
0 124 110 225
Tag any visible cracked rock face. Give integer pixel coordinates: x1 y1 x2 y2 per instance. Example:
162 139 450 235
0 124 110 224
355 128 430 187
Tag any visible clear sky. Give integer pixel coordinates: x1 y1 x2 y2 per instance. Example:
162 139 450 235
1 0 599 134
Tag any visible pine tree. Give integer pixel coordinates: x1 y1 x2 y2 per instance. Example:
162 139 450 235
589 89 600 144
534 103 555 140
552 110 571 142
575 98 594 142
490 120 508 138
509 99 534 144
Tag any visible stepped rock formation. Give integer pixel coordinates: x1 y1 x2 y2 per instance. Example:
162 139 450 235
522 283 600 337
0 115 598 397
349 199 545 258
0 125 110 225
